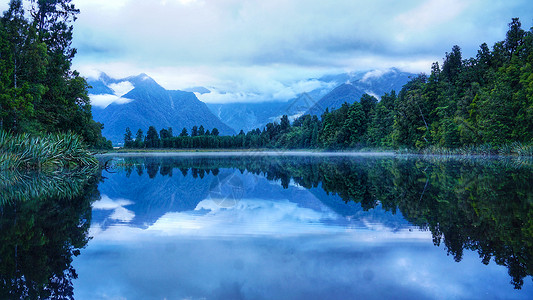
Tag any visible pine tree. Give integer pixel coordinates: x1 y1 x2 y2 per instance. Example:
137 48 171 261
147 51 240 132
124 127 133 148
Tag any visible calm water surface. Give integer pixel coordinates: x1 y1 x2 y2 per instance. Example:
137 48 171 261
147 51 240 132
1 153 532 299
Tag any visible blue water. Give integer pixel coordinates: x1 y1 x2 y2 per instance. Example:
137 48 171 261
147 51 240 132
69 154 532 299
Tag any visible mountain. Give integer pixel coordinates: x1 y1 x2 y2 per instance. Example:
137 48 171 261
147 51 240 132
306 83 365 115
207 101 287 133
207 68 414 132
206 85 331 132
89 73 235 145
307 68 414 115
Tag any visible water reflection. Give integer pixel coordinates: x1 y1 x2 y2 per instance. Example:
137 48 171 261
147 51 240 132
87 154 532 295
0 170 101 299
3 154 529 298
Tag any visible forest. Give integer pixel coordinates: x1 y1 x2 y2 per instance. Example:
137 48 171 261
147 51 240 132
126 18 532 153
0 0 110 149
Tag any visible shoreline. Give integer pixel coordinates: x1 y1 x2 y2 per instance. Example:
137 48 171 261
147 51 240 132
96 150 396 157
95 150 533 160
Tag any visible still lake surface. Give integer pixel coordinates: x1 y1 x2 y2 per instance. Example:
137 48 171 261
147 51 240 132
1 153 532 299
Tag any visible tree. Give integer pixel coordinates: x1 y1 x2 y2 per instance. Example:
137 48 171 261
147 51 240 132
145 126 160 148
124 127 133 148
280 115 290 133
211 128 219 136
442 45 463 83
505 18 525 58
198 125 205 136
0 0 110 148
179 127 188 137
191 125 198 137
134 129 144 148
359 93 378 134
160 128 169 139
341 102 365 147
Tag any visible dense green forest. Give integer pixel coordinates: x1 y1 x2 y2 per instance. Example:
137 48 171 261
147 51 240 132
126 18 532 153
0 0 110 149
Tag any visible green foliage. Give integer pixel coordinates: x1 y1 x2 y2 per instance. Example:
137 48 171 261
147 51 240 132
379 18 532 150
145 125 159 148
0 0 111 148
0 130 98 170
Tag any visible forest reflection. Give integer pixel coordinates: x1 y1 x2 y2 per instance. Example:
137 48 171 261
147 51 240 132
0 170 101 299
112 155 533 289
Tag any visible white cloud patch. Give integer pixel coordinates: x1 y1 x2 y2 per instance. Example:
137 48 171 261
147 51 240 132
361 69 394 83
89 80 135 108
110 206 136 222
92 195 136 223
89 94 133 108
109 81 135 96
92 195 134 210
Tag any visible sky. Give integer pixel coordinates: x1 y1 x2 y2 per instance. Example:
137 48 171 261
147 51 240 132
2 0 533 103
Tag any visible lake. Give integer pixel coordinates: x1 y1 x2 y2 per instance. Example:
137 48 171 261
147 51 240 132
1 153 532 299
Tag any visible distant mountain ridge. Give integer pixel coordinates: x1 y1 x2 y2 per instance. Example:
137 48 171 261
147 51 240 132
307 68 414 115
89 68 414 143
89 73 235 145
207 68 414 132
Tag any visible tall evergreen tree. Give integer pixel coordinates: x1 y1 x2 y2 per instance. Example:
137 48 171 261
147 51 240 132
134 129 144 148
145 126 159 148
124 127 133 148
179 127 188 137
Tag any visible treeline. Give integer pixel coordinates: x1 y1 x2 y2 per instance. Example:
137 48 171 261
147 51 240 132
385 18 532 149
124 125 230 149
126 18 532 151
0 0 111 149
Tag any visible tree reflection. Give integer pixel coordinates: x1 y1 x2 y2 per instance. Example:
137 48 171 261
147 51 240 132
113 155 532 289
0 170 101 299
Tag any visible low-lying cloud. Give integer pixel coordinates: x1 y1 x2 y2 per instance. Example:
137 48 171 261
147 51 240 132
89 80 135 108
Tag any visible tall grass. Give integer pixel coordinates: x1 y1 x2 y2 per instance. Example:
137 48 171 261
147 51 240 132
0 169 96 205
397 142 533 157
0 130 98 171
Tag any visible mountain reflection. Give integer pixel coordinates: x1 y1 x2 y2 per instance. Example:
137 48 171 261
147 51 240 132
0 170 101 299
106 154 533 289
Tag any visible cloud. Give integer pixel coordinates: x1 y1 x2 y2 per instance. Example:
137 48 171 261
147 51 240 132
89 79 135 108
109 81 135 96
1 1 531 103
197 78 337 103
89 94 133 108
92 195 134 210
92 195 136 223
361 69 394 83
395 0 471 30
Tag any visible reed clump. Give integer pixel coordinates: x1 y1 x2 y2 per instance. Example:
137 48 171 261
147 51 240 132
398 142 533 157
0 131 98 171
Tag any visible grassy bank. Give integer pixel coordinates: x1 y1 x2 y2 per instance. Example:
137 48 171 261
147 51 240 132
395 143 533 157
0 131 98 171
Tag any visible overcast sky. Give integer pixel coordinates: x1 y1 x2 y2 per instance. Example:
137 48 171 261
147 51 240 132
2 0 533 103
